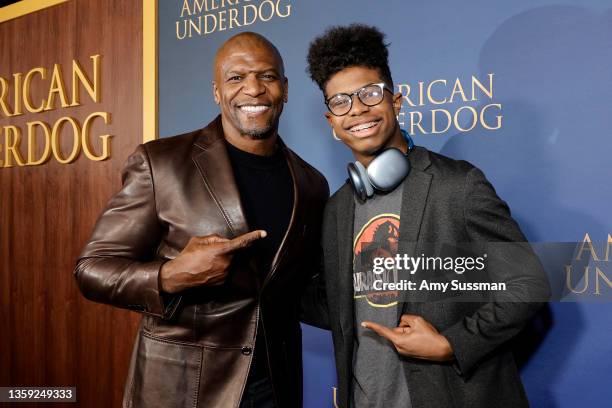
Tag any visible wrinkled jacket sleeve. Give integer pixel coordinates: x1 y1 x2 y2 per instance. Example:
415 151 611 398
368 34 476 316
442 167 551 376
74 145 180 319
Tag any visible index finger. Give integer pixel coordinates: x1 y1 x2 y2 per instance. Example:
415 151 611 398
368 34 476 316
222 230 267 252
361 321 399 343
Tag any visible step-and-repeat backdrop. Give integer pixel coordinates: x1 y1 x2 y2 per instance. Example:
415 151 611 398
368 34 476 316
157 1 612 407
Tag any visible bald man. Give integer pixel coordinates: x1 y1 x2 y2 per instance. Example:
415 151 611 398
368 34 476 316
74 32 329 408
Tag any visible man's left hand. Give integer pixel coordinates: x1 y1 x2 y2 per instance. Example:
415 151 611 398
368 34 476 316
362 314 454 362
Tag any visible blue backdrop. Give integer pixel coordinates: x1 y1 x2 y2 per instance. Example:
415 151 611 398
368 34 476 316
157 1 612 406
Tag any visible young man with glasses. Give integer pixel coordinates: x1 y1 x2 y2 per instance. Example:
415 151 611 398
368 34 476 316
302 24 549 408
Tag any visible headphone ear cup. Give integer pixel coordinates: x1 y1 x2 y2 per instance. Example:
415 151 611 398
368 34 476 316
348 161 375 201
367 148 411 192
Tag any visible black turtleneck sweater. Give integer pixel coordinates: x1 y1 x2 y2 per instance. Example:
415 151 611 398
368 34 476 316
225 139 294 382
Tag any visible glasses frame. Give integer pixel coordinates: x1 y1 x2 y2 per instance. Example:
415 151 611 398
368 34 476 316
325 82 394 116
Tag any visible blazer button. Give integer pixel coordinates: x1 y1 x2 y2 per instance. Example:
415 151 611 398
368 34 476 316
241 346 253 356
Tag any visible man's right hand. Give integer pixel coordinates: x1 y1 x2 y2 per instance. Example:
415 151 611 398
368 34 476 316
159 230 267 293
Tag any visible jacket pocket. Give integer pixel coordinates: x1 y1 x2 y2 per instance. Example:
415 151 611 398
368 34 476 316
125 332 202 408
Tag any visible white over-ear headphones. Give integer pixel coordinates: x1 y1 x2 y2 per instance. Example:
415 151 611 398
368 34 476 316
348 129 415 201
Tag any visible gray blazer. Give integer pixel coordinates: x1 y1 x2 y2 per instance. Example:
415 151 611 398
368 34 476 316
302 146 550 408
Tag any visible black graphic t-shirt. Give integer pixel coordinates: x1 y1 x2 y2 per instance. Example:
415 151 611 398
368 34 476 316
352 184 411 408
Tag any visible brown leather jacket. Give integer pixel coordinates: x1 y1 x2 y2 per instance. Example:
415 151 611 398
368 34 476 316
74 116 329 408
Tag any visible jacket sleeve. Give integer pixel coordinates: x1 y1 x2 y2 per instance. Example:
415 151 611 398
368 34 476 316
73 145 180 320
441 166 550 376
300 244 330 329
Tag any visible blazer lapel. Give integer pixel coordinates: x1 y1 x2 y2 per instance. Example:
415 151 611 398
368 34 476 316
191 116 249 237
398 147 432 319
335 184 356 340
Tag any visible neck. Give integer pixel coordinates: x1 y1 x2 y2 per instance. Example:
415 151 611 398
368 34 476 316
355 128 407 167
222 118 278 156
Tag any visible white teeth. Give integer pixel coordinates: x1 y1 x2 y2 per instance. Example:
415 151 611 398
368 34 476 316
350 121 378 132
240 105 269 113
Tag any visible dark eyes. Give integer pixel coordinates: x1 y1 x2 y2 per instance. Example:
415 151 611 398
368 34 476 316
226 74 277 83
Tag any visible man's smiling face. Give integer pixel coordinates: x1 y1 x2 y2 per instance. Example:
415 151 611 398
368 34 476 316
324 66 404 163
213 36 288 140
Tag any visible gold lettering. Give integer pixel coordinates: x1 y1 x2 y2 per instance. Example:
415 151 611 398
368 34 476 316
565 265 589 294
71 55 101 106
431 109 452 134
449 78 467 103
472 74 494 100
595 267 612 295
44 64 70 110
0 76 15 117
577 233 599 261
243 4 258 25
181 0 192 16
397 84 416 107
605 234 612 262
26 121 52 166
194 0 209 14
229 7 240 28
409 111 427 135
13 73 23 116
480 103 503 130
259 0 275 22
426 79 447 105
51 117 81 164
3 125 26 167
176 19 188 39
276 0 291 17
23 68 46 113
205 14 217 34
218 10 227 31
417 81 425 106
454 106 478 132
189 16 202 36
397 112 405 128
82 112 112 161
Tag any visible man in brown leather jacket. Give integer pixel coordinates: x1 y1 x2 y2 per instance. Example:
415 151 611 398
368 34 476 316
74 32 328 408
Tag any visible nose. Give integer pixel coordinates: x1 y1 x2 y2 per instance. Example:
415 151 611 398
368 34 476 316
242 74 265 97
348 94 369 116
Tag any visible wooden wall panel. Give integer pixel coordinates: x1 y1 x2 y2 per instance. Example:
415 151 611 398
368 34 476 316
0 1 145 406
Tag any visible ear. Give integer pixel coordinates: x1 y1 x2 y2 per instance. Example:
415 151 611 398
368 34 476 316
392 92 403 115
212 81 220 105
283 77 288 103
325 111 334 127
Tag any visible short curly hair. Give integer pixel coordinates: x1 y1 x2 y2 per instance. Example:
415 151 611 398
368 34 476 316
306 24 393 93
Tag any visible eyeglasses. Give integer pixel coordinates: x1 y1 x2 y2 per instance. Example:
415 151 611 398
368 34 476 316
325 82 393 116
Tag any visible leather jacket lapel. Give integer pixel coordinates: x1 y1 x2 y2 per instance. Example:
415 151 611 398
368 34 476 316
192 116 249 237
